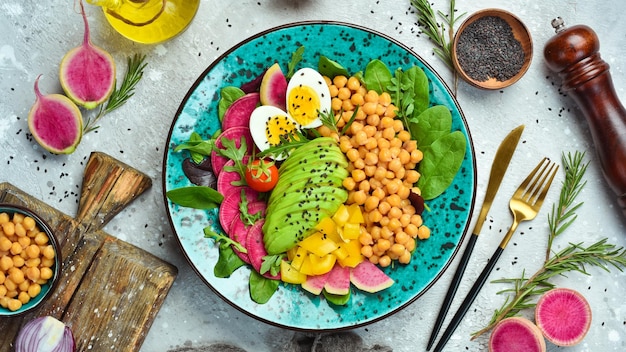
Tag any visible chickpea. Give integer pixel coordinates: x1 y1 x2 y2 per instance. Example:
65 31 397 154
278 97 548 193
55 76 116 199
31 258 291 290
333 75 348 88
378 255 392 268
417 226 431 240
7 298 22 312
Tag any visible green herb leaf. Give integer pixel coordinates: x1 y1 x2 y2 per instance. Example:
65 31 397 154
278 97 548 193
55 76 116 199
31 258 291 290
238 188 265 226
174 132 215 163
260 254 283 276
363 59 392 95
204 227 247 254
218 86 245 122
323 289 351 306
204 228 246 277
217 137 249 180
166 186 224 209
257 129 311 160
409 105 453 148
249 271 280 304
318 55 350 79
287 46 305 79
417 131 466 200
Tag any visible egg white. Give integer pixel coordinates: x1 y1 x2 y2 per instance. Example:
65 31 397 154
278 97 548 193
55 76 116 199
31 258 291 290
286 68 332 128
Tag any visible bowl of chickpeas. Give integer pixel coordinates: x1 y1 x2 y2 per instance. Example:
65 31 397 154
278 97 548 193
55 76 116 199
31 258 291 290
0 204 61 316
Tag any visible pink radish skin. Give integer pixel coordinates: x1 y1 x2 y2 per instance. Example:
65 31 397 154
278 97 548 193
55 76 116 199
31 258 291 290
488 317 546 352
210 126 254 176
323 264 351 296
301 271 331 296
246 219 280 280
535 287 592 347
222 93 260 131
218 186 258 233
349 260 394 293
28 75 83 154
59 1 115 109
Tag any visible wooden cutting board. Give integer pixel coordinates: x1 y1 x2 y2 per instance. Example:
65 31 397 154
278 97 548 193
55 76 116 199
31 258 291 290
0 152 177 351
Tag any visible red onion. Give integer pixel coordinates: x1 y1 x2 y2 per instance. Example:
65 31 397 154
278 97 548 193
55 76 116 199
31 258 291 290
14 316 75 352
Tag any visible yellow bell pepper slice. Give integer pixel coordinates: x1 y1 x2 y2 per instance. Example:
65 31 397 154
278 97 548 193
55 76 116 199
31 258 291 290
307 253 337 275
280 260 307 284
347 204 365 224
290 246 308 271
332 204 350 227
299 231 339 257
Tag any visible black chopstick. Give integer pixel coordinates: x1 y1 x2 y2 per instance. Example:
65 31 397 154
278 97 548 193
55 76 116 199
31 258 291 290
426 232 479 350
431 246 505 352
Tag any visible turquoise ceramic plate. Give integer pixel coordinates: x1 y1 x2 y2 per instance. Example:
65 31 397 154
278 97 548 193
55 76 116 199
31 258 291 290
163 21 476 331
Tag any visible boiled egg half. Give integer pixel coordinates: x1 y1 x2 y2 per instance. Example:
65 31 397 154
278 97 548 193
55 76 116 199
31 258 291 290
249 67 332 159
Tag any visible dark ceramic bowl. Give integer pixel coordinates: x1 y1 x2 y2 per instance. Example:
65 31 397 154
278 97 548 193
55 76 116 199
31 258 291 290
0 204 61 317
452 8 533 89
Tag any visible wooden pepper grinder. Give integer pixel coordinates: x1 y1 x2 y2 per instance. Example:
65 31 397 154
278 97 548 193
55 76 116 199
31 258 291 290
544 17 626 217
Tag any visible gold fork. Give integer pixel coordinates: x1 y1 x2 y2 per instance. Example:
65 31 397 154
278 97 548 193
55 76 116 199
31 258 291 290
431 157 559 352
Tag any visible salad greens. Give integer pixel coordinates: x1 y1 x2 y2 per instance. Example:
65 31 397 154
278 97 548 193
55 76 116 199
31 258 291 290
168 47 468 305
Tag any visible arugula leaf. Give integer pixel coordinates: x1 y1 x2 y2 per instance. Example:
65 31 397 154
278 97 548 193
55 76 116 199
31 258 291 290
409 105 452 148
260 254 283 276
218 86 245 122
287 46 305 79
217 137 248 180
318 55 350 78
257 129 311 159
238 188 265 226
166 186 223 209
249 271 280 304
363 59 392 94
417 131 466 200
204 227 247 254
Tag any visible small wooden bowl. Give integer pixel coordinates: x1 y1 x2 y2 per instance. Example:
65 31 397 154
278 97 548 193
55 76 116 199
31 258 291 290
0 204 61 317
452 8 533 90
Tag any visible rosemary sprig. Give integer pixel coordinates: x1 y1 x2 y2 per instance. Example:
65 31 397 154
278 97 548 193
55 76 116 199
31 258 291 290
84 53 148 134
471 151 626 339
411 0 464 92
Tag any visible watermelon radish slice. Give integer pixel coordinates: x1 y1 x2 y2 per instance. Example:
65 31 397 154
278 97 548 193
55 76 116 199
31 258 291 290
350 260 394 293
227 200 267 235
222 93 260 131
228 217 251 264
534 287 592 347
216 157 250 195
210 126 254 176
488 317 546 352
324 264 351 296
259 63 287 111
218 186 258 233
246 219 280 280
302 271 331 296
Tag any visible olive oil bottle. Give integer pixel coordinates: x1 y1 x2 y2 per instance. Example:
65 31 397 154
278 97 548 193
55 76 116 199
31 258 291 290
87 0 200 44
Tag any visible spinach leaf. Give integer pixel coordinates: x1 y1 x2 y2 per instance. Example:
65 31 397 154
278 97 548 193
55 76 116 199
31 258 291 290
409 105 452 149
404 65 429 116
166 186 223 209
174 132 215 164
318 55 349 79
218 86 245 122
213 240 246 278
323 289 350 305
249 271 280 304
363 59 392 94
417 131 467 200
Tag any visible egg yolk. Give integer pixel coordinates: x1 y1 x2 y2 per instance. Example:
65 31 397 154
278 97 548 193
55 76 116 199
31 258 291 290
288 85 321 126
265 113 298 146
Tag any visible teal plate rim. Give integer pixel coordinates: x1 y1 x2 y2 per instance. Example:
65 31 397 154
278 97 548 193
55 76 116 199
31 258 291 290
162 20 477 332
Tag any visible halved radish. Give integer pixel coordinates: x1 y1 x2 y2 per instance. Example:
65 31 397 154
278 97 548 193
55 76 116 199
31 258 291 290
535 287 592 347
488 317 546 352
222 93 260 131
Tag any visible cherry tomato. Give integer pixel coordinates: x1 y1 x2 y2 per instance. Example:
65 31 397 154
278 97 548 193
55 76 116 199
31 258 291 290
245 159 279 192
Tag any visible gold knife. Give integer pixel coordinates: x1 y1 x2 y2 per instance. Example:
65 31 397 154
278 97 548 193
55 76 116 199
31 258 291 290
426 124 525 351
